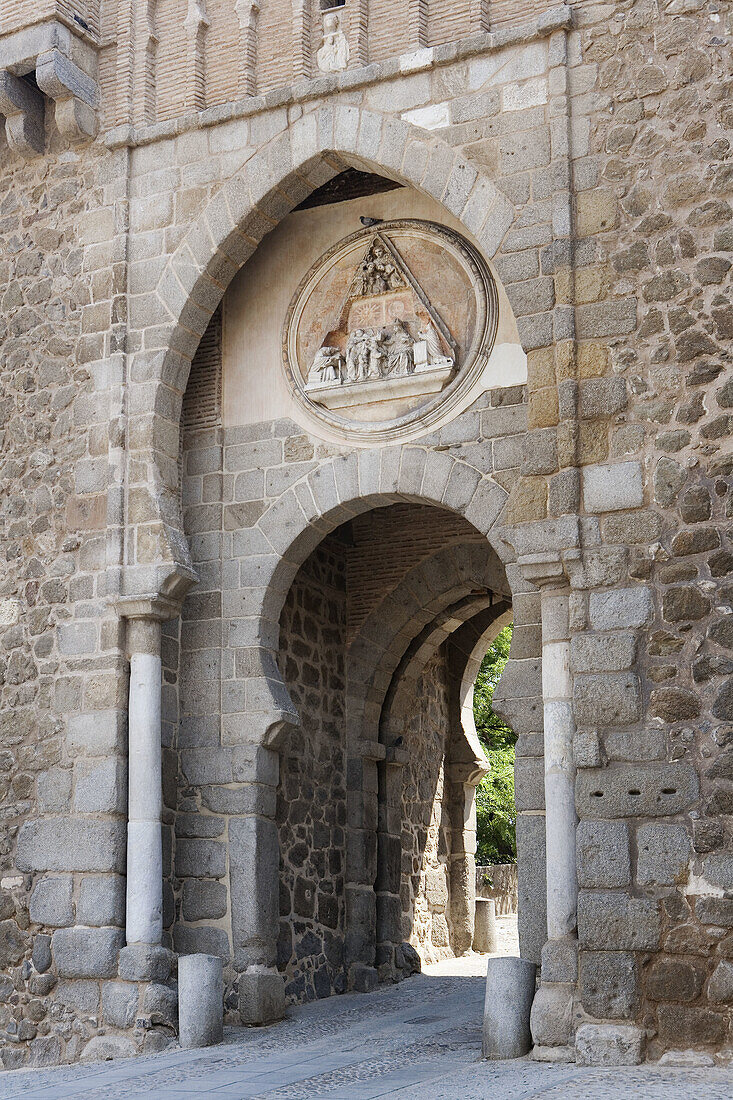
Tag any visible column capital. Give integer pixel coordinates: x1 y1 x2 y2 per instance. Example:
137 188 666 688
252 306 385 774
113 593 183 622
516 552 567 589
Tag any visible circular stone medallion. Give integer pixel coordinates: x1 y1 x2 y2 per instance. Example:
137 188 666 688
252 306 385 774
282 219 498 443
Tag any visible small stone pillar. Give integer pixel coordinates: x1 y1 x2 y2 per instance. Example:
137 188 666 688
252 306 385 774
541 586 577 941
483 956 536 1059
518 554 579 1054
474 898 498 953
126 615 164 945
448 762 486 956
178 954 223 1048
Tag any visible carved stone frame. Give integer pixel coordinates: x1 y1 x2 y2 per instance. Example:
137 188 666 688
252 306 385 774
281 218 499 444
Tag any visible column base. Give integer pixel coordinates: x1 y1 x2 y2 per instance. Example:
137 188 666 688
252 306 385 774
118 944 175 982
238 966 285 1025
532 1044 576 1063
529 982 575 1048
575 1023 644 1066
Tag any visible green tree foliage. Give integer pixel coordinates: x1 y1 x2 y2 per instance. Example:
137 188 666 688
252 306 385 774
473 624 516 864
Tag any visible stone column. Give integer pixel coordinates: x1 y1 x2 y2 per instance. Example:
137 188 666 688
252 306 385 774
518 554 578 1056
540 586 577 941
125 615 164 946
447 764 483 957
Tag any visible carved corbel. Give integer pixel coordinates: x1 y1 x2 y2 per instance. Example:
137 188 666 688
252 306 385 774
36 49 99 142
235 0 260 97
0 70 45 158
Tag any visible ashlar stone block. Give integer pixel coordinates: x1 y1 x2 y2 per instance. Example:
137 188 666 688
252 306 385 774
577 891 660 951
636 823 692 886
577 821 630 888
580 950 638 1019
52 927 124 979
29 877 74 928
576 762 699 819
582 461 643 513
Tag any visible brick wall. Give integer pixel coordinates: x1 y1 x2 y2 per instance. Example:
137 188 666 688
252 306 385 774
346 505 485 642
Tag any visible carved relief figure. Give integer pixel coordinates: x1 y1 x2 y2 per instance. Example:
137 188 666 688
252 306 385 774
388 318 415 376
316 11 350 73
346 329 370 381
367 329 388 377
417 318 453 366
308 345 344 384
353 239 406 297
301 225 461 400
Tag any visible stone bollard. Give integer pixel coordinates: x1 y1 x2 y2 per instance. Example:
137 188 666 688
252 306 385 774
178 954 224 1049
483 956 536 1060
474 897 498 953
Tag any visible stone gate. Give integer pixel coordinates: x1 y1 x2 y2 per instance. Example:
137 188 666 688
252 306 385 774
0 0 732 1071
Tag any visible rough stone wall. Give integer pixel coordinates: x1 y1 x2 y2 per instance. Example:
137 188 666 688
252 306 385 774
276 540 348 1004
2 0 732 1069
399 648 456 964
0 133 135 1068
564 1 733 1056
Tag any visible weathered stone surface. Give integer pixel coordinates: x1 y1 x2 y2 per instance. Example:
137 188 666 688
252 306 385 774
657 1006 726 1047
588 588 653 630
649 686 701 721
80 1036 137 1062
16 820 125 873
118 944 174 982
571 632 636 673
662 586 711 623
0 920 28 967
646 957 706 1002
582 461 643 513
708 960 733 1004
580 951 638 1018
636 823 692 886
52 928 124 979
102 982 139 1028
77 876 125 927
182 879 228 922
574 673 641 726
577 762 698 819
575 1023 643 1066
578 892 660 951
29 877 74 928
654 458 686 505
577 821 630 888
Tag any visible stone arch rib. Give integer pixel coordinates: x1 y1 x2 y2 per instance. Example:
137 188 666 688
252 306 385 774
221 448 510 748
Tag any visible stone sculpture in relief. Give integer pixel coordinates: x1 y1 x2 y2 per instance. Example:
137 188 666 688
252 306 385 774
303 231 456 406
284 219 497 442
317 11 350 73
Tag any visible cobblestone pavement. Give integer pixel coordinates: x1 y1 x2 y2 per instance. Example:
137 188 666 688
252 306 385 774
1 944 731 1100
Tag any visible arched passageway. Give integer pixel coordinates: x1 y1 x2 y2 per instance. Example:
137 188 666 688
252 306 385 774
161 150 544 1025
272 502 515 1002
